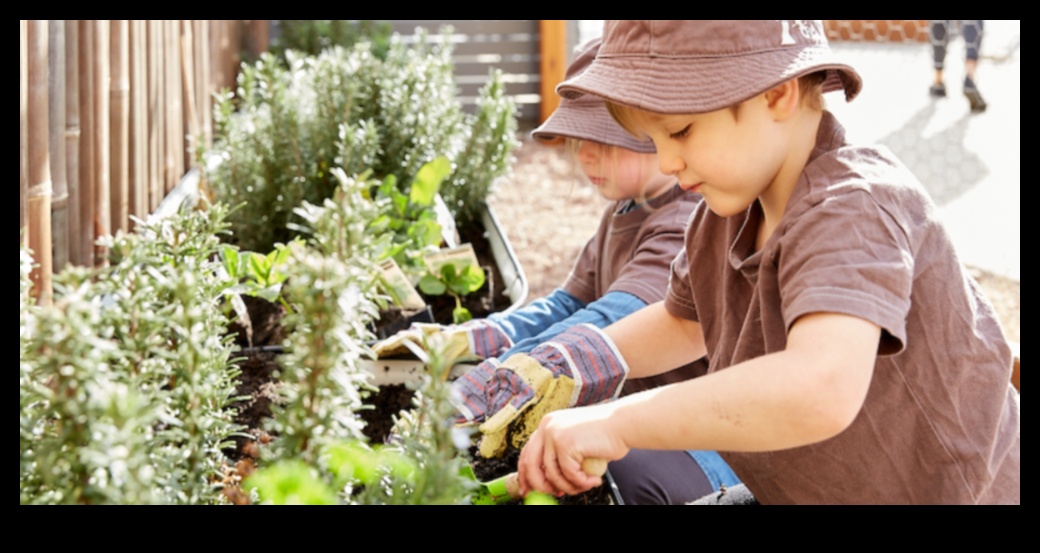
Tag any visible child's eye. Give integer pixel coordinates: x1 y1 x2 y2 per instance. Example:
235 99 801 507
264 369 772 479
669 125 692 139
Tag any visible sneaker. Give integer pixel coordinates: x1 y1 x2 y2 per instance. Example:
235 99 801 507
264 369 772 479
929 82 947 98
964 78 988 113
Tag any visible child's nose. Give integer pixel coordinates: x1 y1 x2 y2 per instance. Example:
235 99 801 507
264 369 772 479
657 151 685 177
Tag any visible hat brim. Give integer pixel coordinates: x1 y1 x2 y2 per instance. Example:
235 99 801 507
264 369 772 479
531 99 656 153
558 45 863 115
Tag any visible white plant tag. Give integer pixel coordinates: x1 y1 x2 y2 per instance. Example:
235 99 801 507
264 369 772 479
379 258 427 310
424 243 481 277
434 194 460 249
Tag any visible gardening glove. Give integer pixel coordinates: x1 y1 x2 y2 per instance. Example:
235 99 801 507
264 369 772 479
452 324 630 459
370 320 513 363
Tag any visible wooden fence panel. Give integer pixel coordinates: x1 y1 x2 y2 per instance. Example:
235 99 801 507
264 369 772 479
27 21 53 304
387 20 542 123
48 21 69 272
21 21 28 243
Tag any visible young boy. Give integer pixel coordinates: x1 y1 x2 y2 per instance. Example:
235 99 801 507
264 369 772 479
460 20 1019 504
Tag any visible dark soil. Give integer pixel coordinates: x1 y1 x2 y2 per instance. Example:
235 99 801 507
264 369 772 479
221 218 516 493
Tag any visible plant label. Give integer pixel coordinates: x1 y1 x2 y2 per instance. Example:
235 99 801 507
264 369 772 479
379 258 427 310
424 243 481 277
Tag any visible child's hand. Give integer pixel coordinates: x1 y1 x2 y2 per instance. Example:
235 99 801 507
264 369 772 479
516 403 628 497
456 324 630 459
370 320 512 362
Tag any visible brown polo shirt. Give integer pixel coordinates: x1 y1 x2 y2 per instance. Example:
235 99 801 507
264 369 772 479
666 112 1020 504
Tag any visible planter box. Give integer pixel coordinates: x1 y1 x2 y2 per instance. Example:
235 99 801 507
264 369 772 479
154 168 529 385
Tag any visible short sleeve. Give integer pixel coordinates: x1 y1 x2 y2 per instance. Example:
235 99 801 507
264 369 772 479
777 190 913 354
664 247 699 322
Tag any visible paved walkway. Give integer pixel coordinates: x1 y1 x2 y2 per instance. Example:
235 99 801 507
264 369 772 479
827 21 1020 281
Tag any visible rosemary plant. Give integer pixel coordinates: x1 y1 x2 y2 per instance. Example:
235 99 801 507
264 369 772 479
19 202 245 505
203 26 518 254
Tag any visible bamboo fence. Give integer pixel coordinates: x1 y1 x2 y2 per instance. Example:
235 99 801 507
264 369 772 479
20 20 572 303
20 20 255 299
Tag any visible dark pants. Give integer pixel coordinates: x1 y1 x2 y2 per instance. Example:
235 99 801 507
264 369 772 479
931 20 984 70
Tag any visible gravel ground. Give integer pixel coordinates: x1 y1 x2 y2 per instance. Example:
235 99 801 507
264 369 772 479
489 137 1020 345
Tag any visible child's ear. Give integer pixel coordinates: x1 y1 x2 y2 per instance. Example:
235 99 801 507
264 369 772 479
763 79 800 121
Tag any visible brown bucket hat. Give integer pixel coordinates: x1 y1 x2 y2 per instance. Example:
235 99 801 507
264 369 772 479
532 37 656 153
557 20 863 115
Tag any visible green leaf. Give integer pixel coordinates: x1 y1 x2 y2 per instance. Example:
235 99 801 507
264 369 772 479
453 306 473 324
221 246 241 280
244 461 338 505
418 274 447 296
409 156 451 207
454 265 486 294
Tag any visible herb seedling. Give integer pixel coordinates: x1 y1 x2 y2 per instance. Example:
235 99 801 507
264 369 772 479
418 262 486 324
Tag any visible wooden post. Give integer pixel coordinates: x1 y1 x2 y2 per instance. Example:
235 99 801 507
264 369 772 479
247 20 269 60
539 20 567 127
195 20 211 152
65 20 83 267
181 20 200 173
165 20 183 193
129 20 148 222
93 20 111 263
20 21 28 244
27 20 53 305
110 20 130 235
77 20 96 267
49 20 70 272
148 21 163 213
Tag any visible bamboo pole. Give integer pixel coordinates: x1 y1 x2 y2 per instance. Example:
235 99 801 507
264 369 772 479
49 20 70 272
539 20 567 127
196 20 211 152
27 21 53 305
110 20 130 235
148 21 163 213
78 21 96 267
20 21 28 243
166 20 184 193
181 20 200 173
65 20 83 267
93 20 111 263
129 20 148 221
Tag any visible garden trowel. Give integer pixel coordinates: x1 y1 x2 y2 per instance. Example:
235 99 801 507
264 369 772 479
464 458 608 505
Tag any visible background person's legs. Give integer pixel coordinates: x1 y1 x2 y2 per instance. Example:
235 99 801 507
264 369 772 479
962 20 987 112
930 20 950 97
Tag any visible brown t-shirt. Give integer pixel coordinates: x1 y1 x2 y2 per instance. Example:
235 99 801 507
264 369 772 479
666 112 1020 504
564 184 708 394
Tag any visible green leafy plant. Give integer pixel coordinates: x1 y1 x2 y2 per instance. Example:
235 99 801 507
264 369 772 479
419 263 487 324
270 20 393 60
368 156 451 271
203 27 518 255
442 69 520 228
19 201 245 505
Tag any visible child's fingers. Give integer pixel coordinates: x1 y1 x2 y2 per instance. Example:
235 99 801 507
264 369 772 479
517 429 557 496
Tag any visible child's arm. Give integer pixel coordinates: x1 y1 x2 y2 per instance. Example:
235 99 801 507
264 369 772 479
517 311 880 497
606 301 708 379
487 288 587 345
496 291 647 357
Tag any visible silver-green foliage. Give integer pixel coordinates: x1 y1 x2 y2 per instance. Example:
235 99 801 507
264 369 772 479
262 168 387 466
244 170 474 505
205 27 517 253
442 69 520 228
19 203 245 505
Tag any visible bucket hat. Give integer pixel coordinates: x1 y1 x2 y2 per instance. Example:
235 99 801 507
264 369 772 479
557 20 863 115
532 38 656 153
